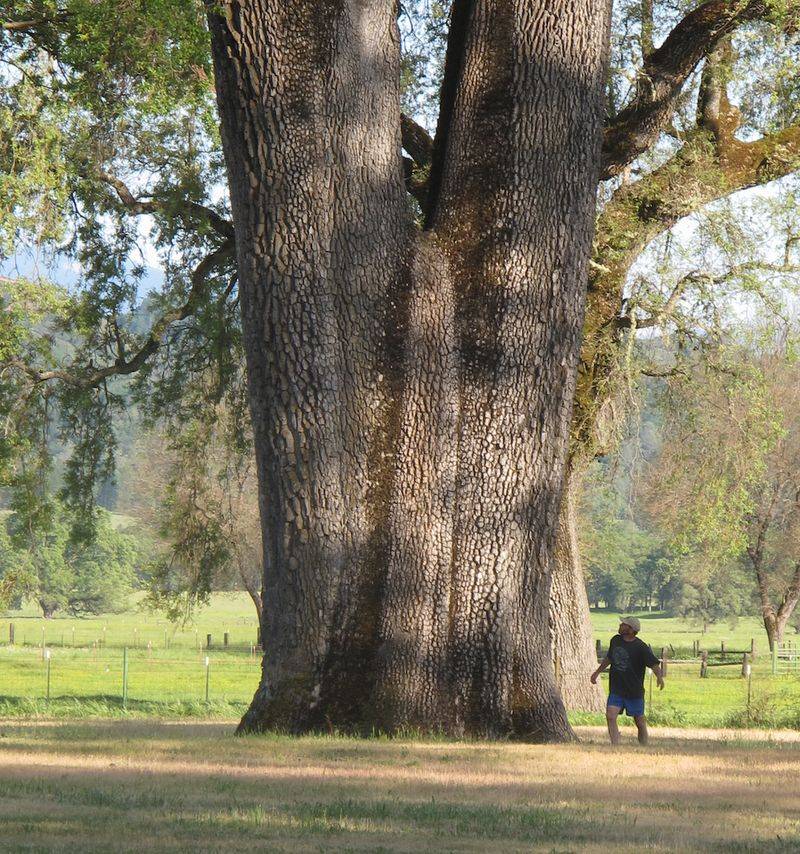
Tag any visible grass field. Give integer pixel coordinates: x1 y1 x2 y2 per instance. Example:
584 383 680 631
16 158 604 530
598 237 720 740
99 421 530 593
1 595 799 727
0 720 798 852
6 595 797 653
2 592 261 651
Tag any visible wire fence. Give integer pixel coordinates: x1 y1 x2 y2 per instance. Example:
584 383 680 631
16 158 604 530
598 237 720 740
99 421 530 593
1 639 798 723
0 646 260 707
2 619 261 654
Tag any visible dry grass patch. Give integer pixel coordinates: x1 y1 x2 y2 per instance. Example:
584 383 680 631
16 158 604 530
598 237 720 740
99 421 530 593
0 720 798 852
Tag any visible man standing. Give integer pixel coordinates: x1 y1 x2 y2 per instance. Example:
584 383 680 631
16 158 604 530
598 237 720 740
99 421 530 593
590 617 665 745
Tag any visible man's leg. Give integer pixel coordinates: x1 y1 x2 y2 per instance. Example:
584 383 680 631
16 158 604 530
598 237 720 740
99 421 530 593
606 705 622 745
633 714 649 745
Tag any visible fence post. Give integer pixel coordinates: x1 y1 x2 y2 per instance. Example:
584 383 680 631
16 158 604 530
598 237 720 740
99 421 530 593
8 623 14 645
700 650 708 678
596 638 601 659
45 649 51 701
206 634 212 649
122 647 128 710
721 641 726 660
660 647 668 678
224 632 229 648
204 656 210 703
741 652 750 678
750 637 756 659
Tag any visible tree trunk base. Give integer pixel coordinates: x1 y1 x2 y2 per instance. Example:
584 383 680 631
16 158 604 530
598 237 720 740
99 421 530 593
236 675 576 743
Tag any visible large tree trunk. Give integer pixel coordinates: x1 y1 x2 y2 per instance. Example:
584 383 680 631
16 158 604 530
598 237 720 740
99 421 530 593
209 0 409 732
436 0 610 739
549 467 605 711
209 0 611 740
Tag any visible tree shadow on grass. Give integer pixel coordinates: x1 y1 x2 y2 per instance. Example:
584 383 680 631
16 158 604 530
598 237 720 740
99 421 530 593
1 722 799 851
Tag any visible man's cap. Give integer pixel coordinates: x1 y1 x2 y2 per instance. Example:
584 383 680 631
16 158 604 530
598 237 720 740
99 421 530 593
620 616 641 633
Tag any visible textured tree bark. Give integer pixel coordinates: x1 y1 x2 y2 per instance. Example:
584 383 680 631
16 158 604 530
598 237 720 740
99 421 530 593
549 467 605 711
423 0 612 739
208 0 612 739
208 0 408 732
373 233 460 731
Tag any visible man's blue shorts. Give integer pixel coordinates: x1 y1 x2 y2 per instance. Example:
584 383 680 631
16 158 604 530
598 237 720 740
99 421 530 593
607 692 645 717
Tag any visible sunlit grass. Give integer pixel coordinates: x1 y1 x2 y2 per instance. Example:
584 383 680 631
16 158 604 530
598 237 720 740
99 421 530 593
2 598 799 726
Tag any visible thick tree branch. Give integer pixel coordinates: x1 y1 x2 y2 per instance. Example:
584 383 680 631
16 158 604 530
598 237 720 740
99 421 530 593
96 170 235 241
8 242 233 390
400 114 434 207
424 0 473 227
400 113 433 168
0 13 69 33
573 116 800 458
601 0 772 179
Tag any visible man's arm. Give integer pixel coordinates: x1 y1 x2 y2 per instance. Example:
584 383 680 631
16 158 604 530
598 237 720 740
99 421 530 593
590 656 611 684
649 661 665 690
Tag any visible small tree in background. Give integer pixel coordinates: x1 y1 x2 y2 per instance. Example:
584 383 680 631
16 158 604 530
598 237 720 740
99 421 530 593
644 330 800 649
121 401 263 628
1 505 140 616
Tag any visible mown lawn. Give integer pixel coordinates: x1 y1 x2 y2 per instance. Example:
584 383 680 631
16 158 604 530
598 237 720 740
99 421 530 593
0 720 798 852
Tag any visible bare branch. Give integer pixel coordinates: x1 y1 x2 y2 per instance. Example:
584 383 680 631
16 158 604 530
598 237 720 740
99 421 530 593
7 242 234 390
639 366 686 378
96 171 235 241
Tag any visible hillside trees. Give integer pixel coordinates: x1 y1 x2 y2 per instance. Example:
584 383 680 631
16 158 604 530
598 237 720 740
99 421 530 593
1 1 800 735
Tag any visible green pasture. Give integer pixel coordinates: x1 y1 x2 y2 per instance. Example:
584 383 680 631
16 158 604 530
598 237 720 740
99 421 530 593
1 595 799 728
2 592 261 651
589 609 796 658
5 594 795 654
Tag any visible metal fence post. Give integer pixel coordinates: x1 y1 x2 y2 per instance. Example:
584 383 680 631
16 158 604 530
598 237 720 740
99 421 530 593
122 647 129 710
